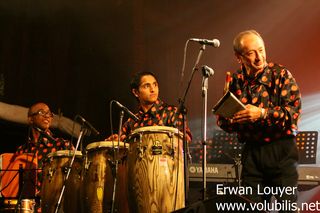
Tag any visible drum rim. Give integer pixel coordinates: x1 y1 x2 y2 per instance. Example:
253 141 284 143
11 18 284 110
130 126 183 137
47 150 82 157
86 141 129 151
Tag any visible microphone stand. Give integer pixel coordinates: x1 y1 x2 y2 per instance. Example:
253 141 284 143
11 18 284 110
201 74 209 200
15 134 39 213
111 111 124 213
54 126 85 213
178 44 206 205
223 152 241 187
234 156 242 187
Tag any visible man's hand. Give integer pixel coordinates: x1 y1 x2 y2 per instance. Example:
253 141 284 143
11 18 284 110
105 134 126 141
232 104 263 123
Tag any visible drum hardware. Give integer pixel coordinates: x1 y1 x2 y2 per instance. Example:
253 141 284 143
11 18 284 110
151 145 162 155
61 165 81 178
170 135 175 159
107 158 116 177
137 133 144 159
84 159 91 171
166 145 175 159
187 144 192 163
137 146 146 159
119 153 128 165
152 140 162 155
62 166 70 174
68 165 82 179
47 167 55 180
168 131 174 138
109 145 127 156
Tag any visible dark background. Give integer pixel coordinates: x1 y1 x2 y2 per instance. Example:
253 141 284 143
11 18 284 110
1 0 320 162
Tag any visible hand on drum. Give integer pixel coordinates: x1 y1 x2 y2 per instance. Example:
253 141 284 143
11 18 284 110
106 134 126 142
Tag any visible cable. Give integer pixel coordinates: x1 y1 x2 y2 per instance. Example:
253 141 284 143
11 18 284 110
0 171 19 193
109 100 114 138
178 40 190 99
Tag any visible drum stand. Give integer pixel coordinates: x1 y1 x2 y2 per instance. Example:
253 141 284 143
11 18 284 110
110 110 124 213
54 127 85 213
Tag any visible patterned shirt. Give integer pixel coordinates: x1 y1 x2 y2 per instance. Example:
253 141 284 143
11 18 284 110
217 62 301 143
121 99 192 141
15 130 73 195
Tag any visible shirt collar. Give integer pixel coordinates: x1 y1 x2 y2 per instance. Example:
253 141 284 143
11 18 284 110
241 63 271 87
138 98 163 117
29 128 53 143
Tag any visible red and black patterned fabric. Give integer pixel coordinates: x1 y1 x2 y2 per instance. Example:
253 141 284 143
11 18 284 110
121 99 192 141
15 130 73 195
217 62 301 143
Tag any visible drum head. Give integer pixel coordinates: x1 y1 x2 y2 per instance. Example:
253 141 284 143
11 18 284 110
86 141 128 151
130 126 183 138
47 150 82 158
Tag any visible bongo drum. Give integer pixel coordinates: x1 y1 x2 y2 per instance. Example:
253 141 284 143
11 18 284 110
127 126 185 212
81 141 129 213
41 150 83 213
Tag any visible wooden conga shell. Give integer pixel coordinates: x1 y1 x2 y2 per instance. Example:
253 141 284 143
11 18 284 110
41 150 83 213
127 126 185 213
81 141 129 213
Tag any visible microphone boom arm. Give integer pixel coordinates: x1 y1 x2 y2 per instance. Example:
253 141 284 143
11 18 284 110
178 43 206 205
76 115 100 136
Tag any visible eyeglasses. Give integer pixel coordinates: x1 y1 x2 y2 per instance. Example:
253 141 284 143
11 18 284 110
30 110 54 118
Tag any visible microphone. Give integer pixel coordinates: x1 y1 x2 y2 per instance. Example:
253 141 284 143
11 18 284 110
113 100 139 122
76 115 100 136
34 127 56 143
201 65 214 95
189 38 220 48
202 65 214 77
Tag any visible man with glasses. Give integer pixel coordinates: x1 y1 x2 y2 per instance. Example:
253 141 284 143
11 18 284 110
15 102 73 210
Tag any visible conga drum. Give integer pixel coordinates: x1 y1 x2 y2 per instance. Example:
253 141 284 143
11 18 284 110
127 126 185 212
41 150 83 213
81 141 129 213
